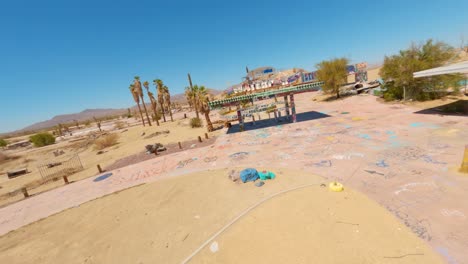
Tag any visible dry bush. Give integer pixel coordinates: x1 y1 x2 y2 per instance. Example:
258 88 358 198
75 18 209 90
114 120 126 129
94 133 119 150
190 117 203 128
0 152 7 163
0 152 20 165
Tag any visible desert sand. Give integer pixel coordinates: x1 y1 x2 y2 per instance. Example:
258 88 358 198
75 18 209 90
0 111 223 206
0 169 442 264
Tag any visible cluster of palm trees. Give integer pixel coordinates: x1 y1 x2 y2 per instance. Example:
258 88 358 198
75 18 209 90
129 76 173 126
184 84 213 132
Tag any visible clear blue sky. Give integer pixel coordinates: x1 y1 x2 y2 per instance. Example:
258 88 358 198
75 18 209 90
1 0 467 133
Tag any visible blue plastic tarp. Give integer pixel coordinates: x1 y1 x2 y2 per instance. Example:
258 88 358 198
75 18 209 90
240 168 259 183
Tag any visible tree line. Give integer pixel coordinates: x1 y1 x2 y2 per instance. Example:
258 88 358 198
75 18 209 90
315 39 464 101
129 75 214 131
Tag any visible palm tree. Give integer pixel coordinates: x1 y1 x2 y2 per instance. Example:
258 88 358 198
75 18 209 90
185 86 194 112
187 73 201 119
187 85 201 119
163 85 174 122
134 76 152 126
144 81 160 126
129 84 145 126
153 79 167 122
197 85 214 132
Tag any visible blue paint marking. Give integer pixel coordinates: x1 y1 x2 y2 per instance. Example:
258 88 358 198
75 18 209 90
376 160 389 168
386 130 398 138
410 122 423 127
410 122 440 129
343 124 352 129
422 155 447 165
436 247 459 264
256 133 270 138
94 173 113 182
358 133 371 139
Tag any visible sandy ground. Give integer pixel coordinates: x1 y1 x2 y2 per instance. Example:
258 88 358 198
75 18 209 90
1 91 468 263
0 111 223 206
0 169 442 264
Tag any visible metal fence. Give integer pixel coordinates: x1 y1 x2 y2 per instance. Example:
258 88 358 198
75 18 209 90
37 155 83 182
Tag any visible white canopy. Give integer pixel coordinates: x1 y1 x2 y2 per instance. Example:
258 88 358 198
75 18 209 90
413 61 468 78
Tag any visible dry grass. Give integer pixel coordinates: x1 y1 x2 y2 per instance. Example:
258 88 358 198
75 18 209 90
0 152 20 165
94 133 119 150
114 120 126 129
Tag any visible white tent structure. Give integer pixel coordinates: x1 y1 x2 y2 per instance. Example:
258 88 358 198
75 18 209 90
413 61 468 78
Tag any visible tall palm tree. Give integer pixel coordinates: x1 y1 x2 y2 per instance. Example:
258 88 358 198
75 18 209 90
144 81 160 126
153 79 167 122
134 76 152 126
163 85 174 122
187 73 201 119
187 85 201 119
197 85 213 132
129 84 145 126
184 87 193 111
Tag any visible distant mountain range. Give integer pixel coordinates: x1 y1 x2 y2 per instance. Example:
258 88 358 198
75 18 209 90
3 89 223 136
15 108 128 134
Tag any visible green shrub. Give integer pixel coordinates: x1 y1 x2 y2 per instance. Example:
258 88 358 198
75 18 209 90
0 139 7 147
30 133 56 147
190 117 203 128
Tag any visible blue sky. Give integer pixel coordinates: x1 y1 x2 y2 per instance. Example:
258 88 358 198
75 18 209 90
1 0 467 133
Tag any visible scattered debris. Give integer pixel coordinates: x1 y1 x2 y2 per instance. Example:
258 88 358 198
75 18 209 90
53 149 65 157
47 162 62 168
240 168 259 183
228 169 241 182
258 170 276 180
7 168 28 179
145 143 166 154
329 182 344 192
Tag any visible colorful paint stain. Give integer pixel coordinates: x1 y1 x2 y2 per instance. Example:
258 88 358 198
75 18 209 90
422 155 447 165
358 134 371 139
229 152 250 160
176 158 198 169
94 173 113 182
376 160 389 168
352 117 364 121
409 122 440 129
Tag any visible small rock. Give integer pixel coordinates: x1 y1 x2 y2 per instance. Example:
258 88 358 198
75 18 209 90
255 181 265 187
210 241 219 253
96 151 104 155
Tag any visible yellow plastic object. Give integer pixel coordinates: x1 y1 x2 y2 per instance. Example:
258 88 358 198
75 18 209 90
329 182 344 192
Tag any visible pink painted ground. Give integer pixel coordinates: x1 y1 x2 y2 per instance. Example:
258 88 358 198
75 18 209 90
1 93 467 263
